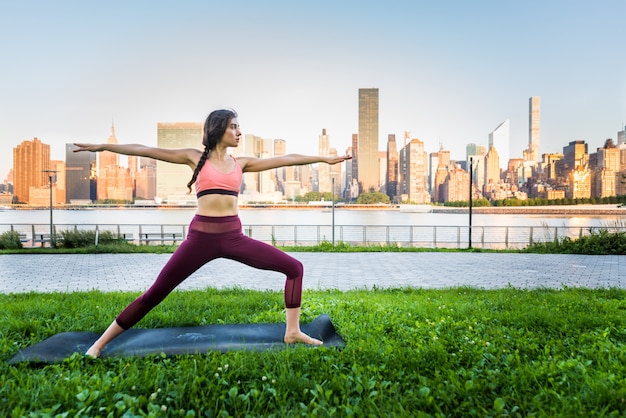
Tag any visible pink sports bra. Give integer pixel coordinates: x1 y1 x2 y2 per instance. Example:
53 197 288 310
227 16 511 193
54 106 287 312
195 156 242 198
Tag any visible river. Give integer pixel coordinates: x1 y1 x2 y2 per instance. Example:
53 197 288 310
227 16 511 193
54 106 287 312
0 206 624 228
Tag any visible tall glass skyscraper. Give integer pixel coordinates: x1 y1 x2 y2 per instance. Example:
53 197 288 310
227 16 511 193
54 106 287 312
618 125 625 146
386 134 399 200
528 96 541 162
489 119 510 170
358 88 379 193
65 143 96 203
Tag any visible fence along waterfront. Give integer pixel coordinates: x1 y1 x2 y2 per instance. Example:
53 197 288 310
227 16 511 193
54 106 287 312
2 223 624 249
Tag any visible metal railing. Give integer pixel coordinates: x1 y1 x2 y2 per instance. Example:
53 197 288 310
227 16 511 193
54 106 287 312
2 223 625 249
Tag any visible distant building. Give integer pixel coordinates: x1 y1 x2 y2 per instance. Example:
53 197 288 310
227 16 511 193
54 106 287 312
561 140 589 175
378 150 387 193
540 153 563 182
593 139 620 198
432 148 450 203
156 122 203 204
619 142 626 195
135 157 156 200
51 160 66 205
483 146 500 195
466 143 486 193
97 124 120 200
318 129 331 193
13 137 50 204
441 165 469 202
618 125 625 146
489 120 510 170
330 147 342 196
358 88 379 193
274 138 287 194
386 134 399 201
350 134 359 193
398 138 430 204
97 125 134 201
568 166 591 199
65 143 96 203
526 96 541 162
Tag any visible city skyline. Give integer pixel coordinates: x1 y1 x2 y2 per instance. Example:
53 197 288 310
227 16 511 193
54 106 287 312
1 1 625 179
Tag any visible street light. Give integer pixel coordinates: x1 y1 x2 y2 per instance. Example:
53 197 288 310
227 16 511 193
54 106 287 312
42 170 58 247
469 158 473 249
331 177 335 246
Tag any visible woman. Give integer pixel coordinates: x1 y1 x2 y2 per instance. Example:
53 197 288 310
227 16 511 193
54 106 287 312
74 108 351 358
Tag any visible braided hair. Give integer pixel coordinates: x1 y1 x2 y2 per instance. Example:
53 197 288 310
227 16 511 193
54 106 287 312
187 109 238 193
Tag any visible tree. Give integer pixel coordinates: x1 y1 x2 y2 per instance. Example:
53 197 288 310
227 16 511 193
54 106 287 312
356 192 390 204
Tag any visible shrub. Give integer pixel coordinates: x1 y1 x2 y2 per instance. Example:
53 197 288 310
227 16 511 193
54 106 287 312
59 229 123 248
525 229 626 254
0 230 23 249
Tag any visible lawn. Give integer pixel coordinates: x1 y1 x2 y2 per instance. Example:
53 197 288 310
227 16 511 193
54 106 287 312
2 287 626 417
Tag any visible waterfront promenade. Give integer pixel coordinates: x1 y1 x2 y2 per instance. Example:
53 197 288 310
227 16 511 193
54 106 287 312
1 252 624 294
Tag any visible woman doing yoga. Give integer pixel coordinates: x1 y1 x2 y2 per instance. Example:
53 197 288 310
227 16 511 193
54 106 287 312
74 108 351 358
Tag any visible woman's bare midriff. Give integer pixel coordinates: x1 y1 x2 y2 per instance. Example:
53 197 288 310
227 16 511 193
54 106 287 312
196 194 239 217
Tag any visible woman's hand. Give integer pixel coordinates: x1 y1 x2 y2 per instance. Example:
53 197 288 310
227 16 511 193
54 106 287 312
73 143 104 152
326 155 352 165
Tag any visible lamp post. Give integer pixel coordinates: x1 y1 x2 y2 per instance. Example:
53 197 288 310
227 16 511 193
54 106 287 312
331 176 335 246
42 170 57 247
469 158 473 249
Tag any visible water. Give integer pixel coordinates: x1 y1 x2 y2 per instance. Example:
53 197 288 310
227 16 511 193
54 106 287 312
0 207 622 228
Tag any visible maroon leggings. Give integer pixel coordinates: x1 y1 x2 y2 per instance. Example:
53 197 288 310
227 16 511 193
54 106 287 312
115 215 303 330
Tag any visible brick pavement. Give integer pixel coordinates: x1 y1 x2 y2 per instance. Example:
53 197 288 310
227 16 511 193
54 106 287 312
1 253 624 294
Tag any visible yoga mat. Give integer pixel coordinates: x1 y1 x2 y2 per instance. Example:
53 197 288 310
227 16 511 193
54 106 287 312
8 314 344 364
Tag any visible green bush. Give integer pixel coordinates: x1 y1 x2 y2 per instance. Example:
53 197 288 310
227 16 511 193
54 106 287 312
0 230 23 249
59 229 124 248
525 229 626 254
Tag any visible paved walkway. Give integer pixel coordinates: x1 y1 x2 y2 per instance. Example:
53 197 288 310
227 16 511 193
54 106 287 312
1 253 624 294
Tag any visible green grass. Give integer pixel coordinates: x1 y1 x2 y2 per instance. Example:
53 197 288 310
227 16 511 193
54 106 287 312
2 287 626 417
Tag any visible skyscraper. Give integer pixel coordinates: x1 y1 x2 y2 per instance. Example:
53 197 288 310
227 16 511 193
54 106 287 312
135 157 156 200
563 140 588 173
51 160 66 205
242 134 275 194
594 139 620 198
318 129 331 193
65 143 96 203
440 165 470 202
527 96 541 162
398 138 430 204
618 125 626 146
351 133 358 187
484 146 500 193
386 134 399 200
97 124 132 201
156 122 203 204
273 138 287 193
13 137 50 204
429 148 451 203
489 119 510 169
466 143 486 188
358 88 379 193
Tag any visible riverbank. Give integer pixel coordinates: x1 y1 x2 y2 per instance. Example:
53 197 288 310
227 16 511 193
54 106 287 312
433 204 626 216
5 203 626 215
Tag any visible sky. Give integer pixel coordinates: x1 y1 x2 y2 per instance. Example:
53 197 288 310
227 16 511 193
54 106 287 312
1 0 625 179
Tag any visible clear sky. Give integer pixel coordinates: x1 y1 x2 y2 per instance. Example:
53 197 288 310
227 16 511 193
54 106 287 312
1 0 625 179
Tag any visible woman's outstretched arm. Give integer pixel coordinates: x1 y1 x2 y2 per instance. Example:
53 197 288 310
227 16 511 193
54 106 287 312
73 143 201 168
239 154 352 173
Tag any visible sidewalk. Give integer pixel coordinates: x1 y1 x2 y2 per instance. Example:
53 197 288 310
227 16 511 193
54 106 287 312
1 252 624 294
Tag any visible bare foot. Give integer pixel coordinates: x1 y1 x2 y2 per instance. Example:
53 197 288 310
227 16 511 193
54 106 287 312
85 345 101 358
284 331 323 345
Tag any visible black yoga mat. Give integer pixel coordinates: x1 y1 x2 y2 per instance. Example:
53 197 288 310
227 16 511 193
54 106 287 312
8 314 344 364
